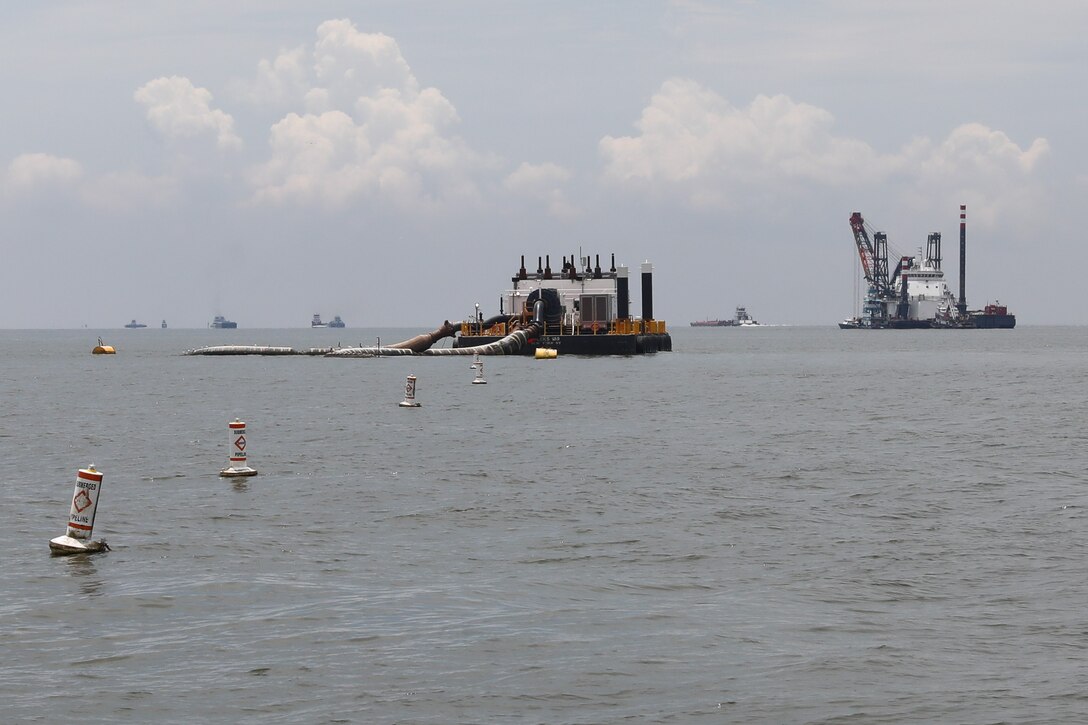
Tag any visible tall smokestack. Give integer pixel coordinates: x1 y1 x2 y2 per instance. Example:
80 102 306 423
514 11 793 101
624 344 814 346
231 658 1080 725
617 265 629 319
957 204 967 315
641 261 654 321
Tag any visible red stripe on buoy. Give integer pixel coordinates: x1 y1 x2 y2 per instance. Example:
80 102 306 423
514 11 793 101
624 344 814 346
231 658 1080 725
68 521 93 530
79 471 103 482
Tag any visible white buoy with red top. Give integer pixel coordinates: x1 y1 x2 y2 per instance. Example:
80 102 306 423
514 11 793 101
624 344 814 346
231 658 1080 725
49 465 110 555
399 374 421 407
220 418 258 477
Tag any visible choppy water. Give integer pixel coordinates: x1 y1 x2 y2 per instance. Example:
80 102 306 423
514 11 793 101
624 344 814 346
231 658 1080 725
3 326 1088 724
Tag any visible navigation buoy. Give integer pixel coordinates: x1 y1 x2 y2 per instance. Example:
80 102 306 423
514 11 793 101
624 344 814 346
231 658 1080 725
219 419 258 477
92 337 115 355
399 374 421 407
471 352 481 370
472 357 487 384
49 465 110 555
534 348 558 359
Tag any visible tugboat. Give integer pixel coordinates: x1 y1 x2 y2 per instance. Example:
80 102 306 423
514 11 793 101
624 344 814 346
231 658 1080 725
453 253 671 355
734 306 760 326
691 306 760 327
124 319 147 328
210 315 237 329
161 320 167 329
327 315 346 328
311 314 327 328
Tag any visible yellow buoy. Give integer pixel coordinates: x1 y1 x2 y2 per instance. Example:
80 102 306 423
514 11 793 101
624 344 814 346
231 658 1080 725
534 347 558 359
92 337 115 355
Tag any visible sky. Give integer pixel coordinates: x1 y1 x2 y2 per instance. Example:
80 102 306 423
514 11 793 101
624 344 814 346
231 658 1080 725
2 1 1085 328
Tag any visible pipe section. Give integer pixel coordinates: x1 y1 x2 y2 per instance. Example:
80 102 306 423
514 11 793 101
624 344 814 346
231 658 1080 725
424 323 542 356
386 320 459 352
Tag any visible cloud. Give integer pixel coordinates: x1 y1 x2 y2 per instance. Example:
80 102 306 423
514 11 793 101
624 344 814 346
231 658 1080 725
134 76 241 150
599 78 1048 210
248 19 484 209
4 153 84 194
312 19 417 105
244 45 309 106
909 122 1049 178
504 162 579 219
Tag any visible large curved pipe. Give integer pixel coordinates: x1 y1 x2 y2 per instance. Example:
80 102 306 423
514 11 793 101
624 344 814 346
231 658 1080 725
423 301 545 356
424 323 541 356
325 321 460 358
387 320 459 351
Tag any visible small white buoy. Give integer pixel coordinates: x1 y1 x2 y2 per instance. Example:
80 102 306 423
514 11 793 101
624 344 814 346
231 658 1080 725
472 357 487 384
49 465 110 555
220 419 258 477
470 352 481 370
399 374 421 407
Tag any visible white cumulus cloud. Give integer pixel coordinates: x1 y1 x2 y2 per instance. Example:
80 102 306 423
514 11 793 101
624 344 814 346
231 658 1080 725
248 19 483 209
600 78 1048 210
135 76 241 150
245 45 309 106
4 153 84 193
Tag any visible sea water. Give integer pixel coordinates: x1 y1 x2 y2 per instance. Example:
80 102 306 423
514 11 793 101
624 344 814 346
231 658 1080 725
2 326 1088 723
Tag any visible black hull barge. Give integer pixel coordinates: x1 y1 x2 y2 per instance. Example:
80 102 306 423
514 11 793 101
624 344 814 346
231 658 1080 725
184 254 672 358
454 327 672 355
453 253 671 356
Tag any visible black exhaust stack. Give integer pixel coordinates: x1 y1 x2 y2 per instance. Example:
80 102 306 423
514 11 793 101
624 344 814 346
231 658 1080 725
617 265 629 319
641 262 654 321
957 205 967 315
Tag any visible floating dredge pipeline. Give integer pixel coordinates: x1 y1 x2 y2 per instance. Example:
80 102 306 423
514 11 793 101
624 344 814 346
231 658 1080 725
185 304 546 358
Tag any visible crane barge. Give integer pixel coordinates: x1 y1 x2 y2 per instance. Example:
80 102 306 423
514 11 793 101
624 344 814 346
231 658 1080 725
841 205 1014 329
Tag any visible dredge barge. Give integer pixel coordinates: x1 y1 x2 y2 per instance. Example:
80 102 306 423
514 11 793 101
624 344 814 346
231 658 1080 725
185 254 671 357
453 254 671 355
843 205 1015 329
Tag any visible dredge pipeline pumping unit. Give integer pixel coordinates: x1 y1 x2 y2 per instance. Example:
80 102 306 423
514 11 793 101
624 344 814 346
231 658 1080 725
841 205 1015 329
185 253 672 357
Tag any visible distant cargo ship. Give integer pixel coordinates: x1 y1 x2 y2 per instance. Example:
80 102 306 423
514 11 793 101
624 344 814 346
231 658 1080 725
327 315 345 328
311 314 327 328
210 315 237 329
124 319 147 329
